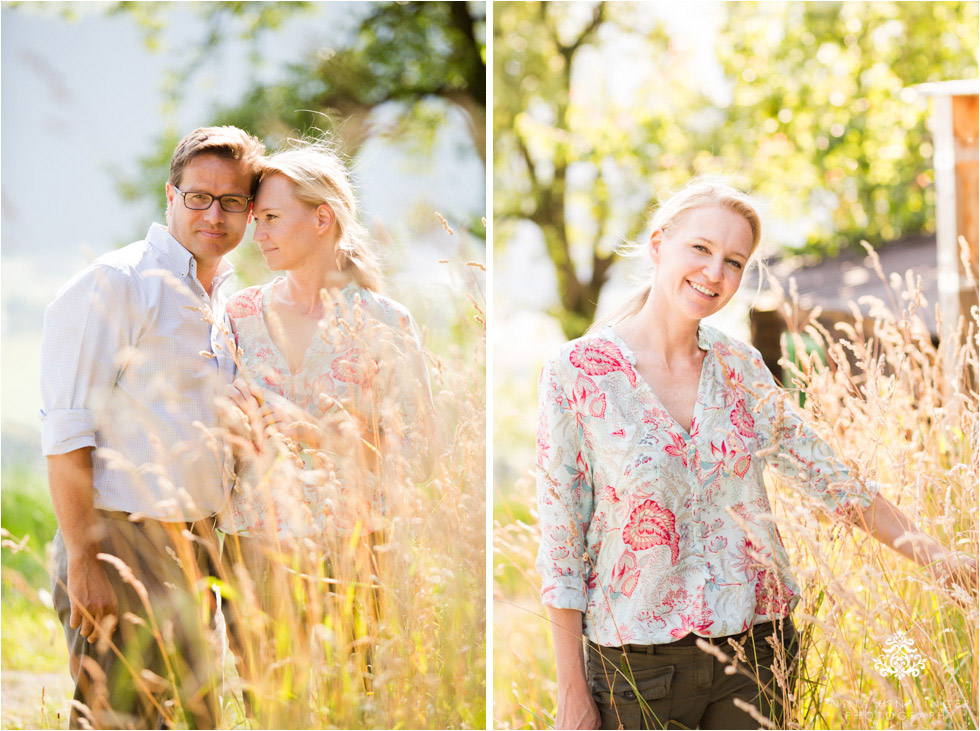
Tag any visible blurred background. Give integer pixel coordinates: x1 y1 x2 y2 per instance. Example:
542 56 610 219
492 1 978 727
1 2 486 726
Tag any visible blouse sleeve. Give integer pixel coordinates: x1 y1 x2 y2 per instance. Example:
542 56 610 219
385 314 433 440
534 355 594 613
747 350 880 520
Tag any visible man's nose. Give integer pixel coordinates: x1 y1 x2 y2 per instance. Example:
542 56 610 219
202 199 224 223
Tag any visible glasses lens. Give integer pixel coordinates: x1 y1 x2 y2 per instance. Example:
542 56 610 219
185 193 214 210
220 196 249 213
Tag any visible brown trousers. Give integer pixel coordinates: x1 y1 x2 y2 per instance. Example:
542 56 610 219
587 619 799 730
52 512 221 729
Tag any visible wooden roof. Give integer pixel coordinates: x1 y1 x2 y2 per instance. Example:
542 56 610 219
745 235 939 336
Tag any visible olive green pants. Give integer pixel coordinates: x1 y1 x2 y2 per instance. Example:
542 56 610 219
52 512 221 730
587 619 799 730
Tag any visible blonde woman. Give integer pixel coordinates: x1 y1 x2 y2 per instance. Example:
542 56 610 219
535 179 977 729
217 141 434 715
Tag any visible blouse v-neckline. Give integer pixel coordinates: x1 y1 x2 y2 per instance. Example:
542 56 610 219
603 323 712 440
260 277 357 378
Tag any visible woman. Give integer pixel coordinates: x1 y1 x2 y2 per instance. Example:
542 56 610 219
217 141 434 720
535 179 977 730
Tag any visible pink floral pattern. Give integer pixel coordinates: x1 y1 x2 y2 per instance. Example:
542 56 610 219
730 398 756 438
536 323 880 645
224 286 262 319
622 500 680 564
218 279 432 539
569 340 637 386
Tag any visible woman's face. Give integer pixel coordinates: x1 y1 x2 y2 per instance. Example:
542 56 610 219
649 204 754 322
252 173 333 272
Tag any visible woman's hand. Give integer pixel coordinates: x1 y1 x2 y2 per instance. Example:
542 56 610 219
933 552 979 595
556 684 601 730
217 379 267 453
258 398 315 444
856 494 978 599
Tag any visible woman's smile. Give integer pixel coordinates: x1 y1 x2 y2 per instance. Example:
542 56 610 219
687 280 719 298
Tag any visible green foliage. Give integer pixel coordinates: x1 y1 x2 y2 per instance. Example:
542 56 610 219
1 466 56 592
112 1 485 225
494 1 979 336
715 1 979 255
494 2 704 339
1 596 67 673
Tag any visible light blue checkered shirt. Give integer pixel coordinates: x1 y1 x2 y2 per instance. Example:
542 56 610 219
40 223 237 521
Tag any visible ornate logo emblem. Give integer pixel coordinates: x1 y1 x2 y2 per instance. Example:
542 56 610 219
873 630 926 678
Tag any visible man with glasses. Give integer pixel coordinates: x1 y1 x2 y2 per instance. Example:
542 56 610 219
40 126 265 729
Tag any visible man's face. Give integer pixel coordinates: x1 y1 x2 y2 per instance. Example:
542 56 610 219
165 153 254 266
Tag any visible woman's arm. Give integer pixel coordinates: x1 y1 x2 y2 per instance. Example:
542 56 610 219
536 354 600 728
854 492 978 592
549 608 600 730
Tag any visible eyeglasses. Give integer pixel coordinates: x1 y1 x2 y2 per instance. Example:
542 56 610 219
172 186 252 213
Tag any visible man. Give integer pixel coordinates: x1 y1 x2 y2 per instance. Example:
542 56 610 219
40 126 265 729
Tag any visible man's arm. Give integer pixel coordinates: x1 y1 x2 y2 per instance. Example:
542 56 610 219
48 448 118 643
41 265 135 644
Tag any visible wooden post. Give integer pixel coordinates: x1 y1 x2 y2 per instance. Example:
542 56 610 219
913 80 979 388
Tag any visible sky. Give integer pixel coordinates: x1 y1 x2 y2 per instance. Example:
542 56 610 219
0 2 486 453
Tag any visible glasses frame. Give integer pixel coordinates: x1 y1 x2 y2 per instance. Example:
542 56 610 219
172 185 254 213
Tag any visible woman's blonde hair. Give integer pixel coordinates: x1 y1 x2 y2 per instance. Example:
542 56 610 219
590 177 762 332
262 140 383 293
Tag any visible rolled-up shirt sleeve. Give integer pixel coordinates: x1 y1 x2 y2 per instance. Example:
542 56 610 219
40 264 137 455
748 350 880 520
535 355 594 612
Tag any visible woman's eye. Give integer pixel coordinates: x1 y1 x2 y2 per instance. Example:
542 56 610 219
694 244 708 252
728 260 743 270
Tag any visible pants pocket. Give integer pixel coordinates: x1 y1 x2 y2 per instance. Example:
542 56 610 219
588 654 675 729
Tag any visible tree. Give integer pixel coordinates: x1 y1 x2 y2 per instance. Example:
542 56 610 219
494 1 978 337
493 1 716 338
713 1 979 255
115 1 486 222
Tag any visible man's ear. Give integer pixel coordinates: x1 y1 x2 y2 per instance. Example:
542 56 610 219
315 204 335 234
165 182 175 222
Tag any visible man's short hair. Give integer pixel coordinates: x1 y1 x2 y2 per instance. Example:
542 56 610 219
169 126 266 194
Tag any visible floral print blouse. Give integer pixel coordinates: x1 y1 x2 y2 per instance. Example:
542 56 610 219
218 278 432 539
535 323 879 646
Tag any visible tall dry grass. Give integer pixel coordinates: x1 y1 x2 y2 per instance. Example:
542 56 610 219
2 240 486 729
493 246 978 730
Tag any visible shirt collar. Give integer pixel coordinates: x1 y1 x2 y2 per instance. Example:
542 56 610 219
600 322 710 364
145 223 235 286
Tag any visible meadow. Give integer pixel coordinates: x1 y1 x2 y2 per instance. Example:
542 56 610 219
0 243 487 730
493 248 979 730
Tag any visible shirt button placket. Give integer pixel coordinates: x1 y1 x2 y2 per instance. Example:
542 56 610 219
689 440 709 569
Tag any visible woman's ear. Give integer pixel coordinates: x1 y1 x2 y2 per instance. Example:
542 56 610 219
649 228 664 264
315 204 335 234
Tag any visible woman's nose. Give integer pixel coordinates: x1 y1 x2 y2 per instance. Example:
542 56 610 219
704 258 724 282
